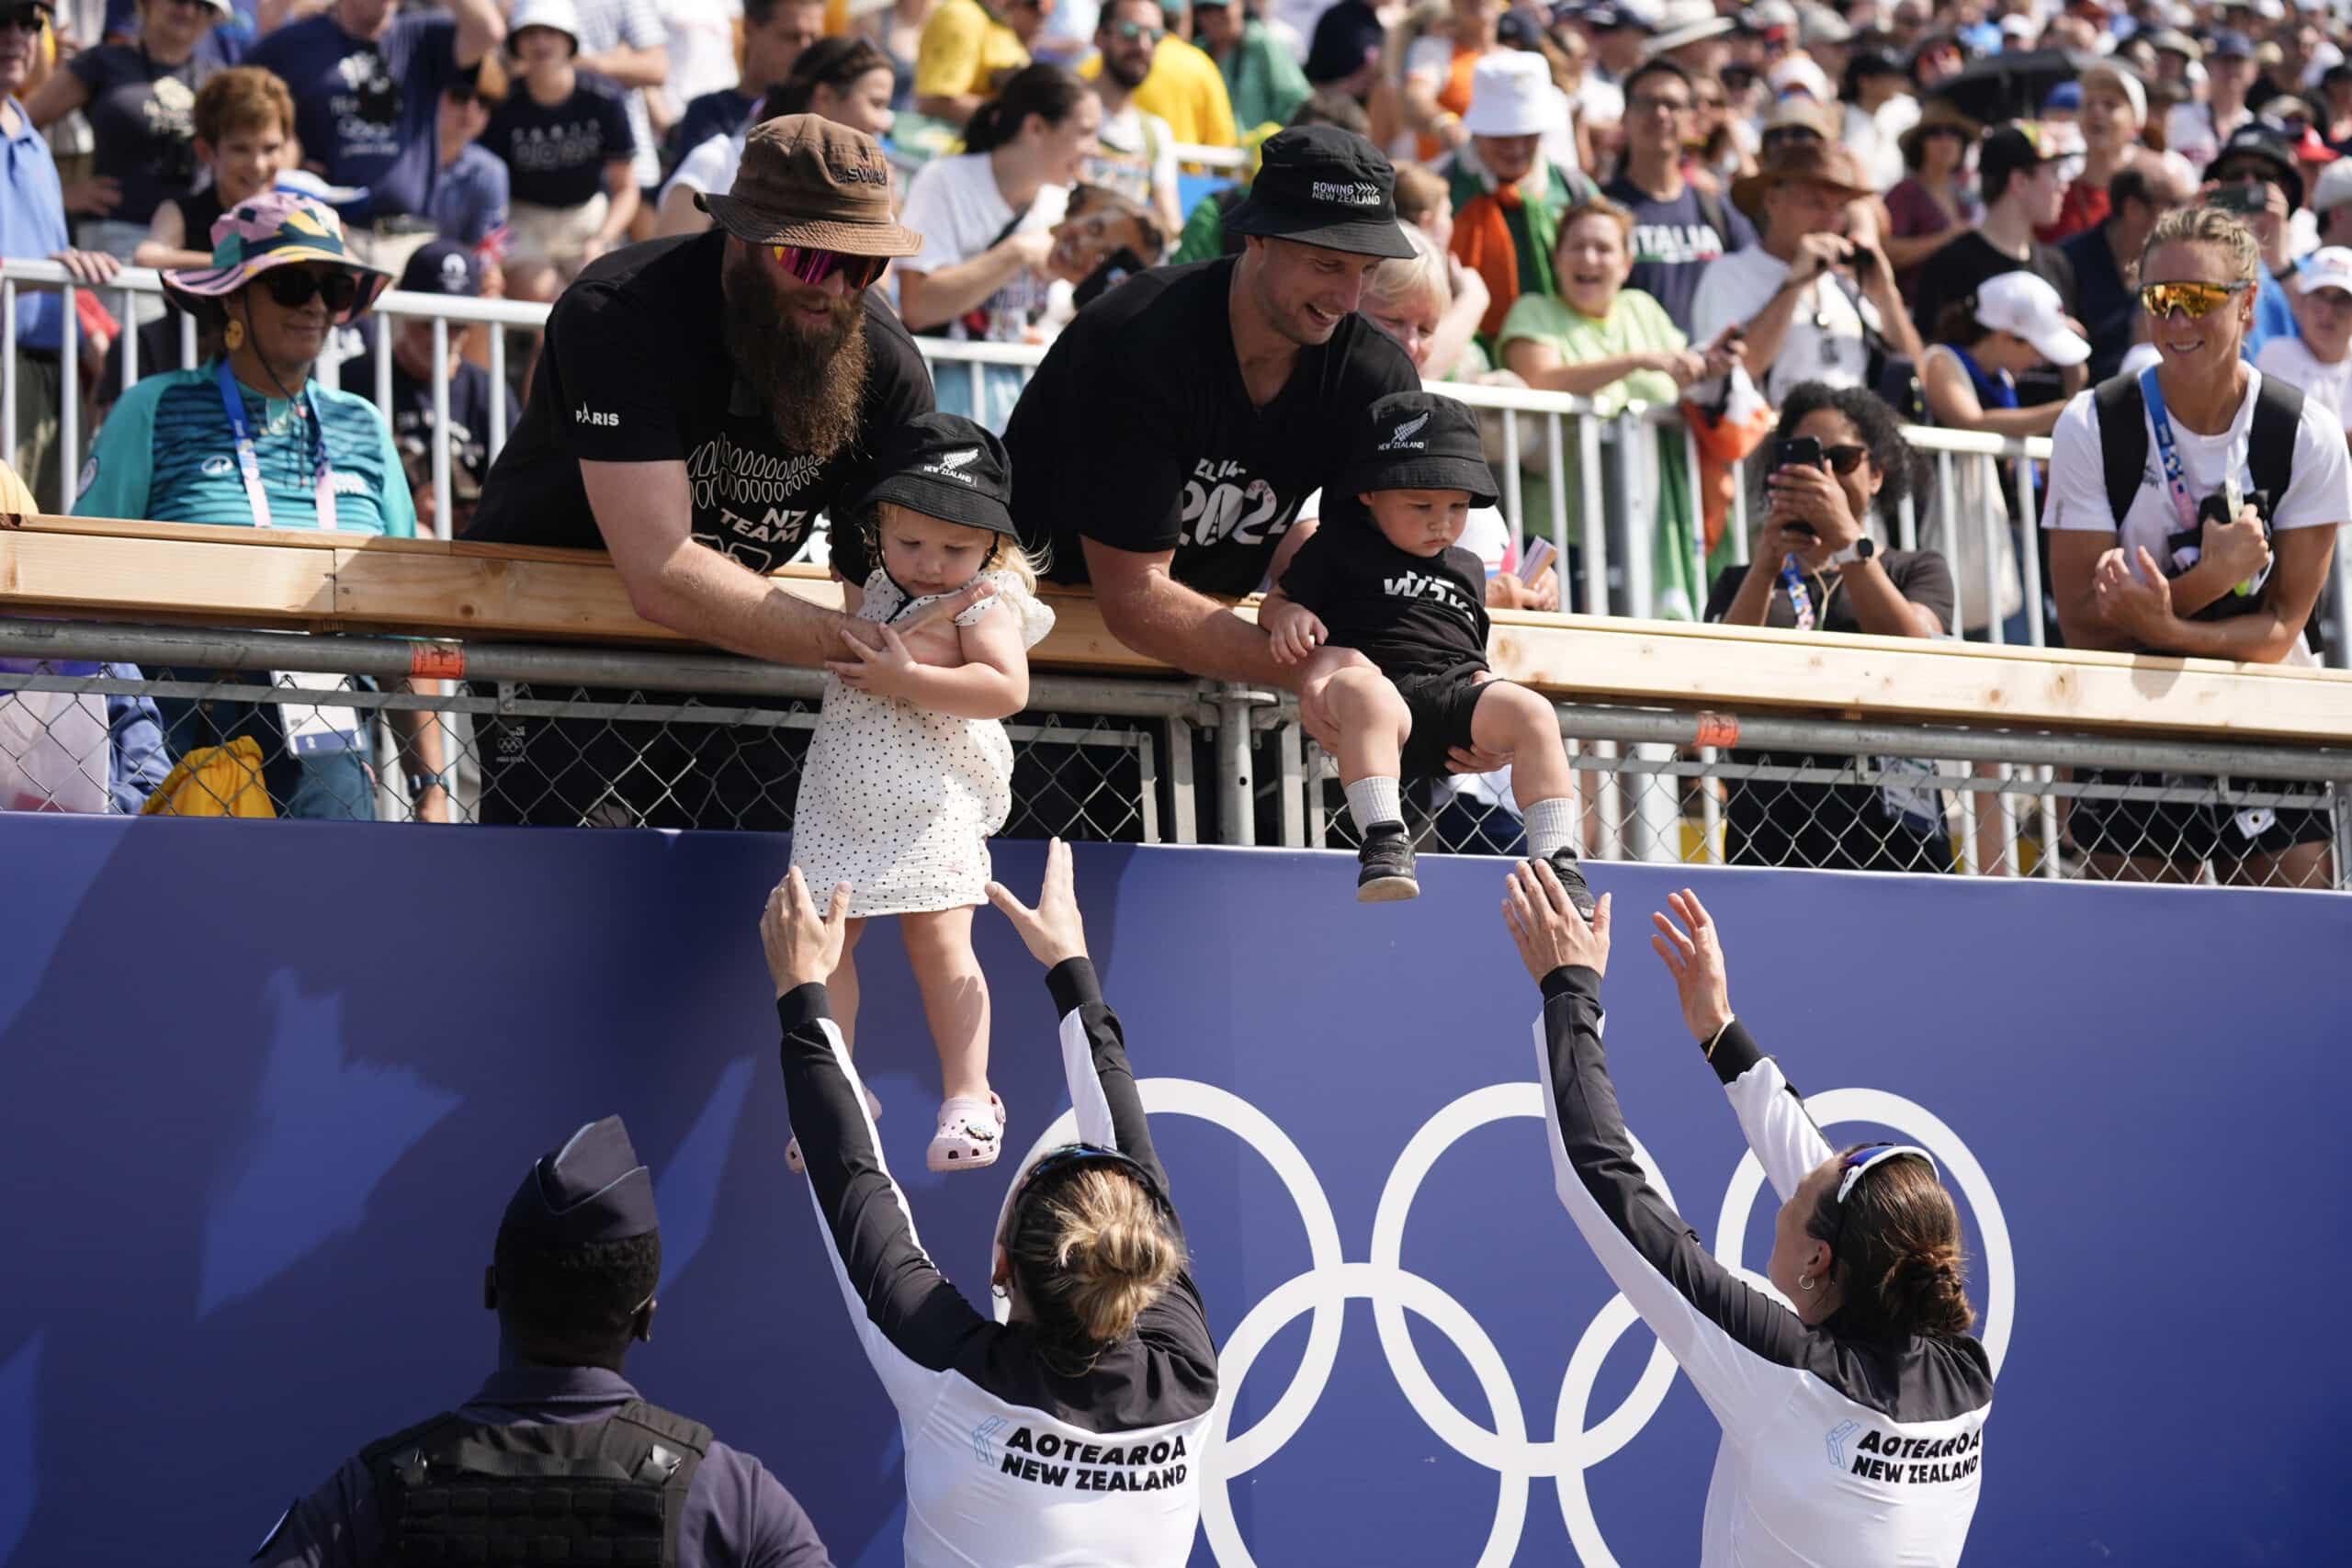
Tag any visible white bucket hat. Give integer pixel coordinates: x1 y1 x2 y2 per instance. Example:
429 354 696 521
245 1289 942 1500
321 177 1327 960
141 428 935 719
509 0 582 51
1648 0 1735 54
1974 270 2089 367
1461 51 1566 139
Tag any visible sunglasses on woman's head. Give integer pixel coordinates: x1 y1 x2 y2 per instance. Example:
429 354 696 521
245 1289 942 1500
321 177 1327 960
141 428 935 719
769 243 888 291
2139 279 2252 319
260 267 362 312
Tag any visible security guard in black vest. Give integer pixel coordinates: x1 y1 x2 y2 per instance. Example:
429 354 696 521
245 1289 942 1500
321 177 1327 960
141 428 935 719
251 1116 835 1567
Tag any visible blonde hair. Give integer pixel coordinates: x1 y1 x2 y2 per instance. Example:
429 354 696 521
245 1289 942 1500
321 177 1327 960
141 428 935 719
869 501 1041 592
1009 1165 1183 1351
2140 205 2262 288
1364 223 1451 316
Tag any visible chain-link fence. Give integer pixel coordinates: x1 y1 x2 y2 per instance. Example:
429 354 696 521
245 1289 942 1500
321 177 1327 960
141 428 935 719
7 625 2351 891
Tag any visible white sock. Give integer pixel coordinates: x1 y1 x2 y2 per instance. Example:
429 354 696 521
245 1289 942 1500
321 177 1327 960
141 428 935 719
1346 776 1404 835
1524 796 1578 862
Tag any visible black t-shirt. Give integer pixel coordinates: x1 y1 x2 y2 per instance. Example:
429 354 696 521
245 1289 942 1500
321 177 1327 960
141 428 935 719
341 348 520 488
1002 255 1421 597
484 74 637 210
1907 230 2077 352
2058 220 2132 384
1702 548 1956 637
174 184 226 254
464 231 933 581
1278 513 1490 675
69 44 217 226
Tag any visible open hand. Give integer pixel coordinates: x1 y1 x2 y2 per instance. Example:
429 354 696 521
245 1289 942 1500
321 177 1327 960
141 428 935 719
827 622 922 696
49 246 122 286
985 837 1089 968
763 868 851 997
1649 888 1733 1040
1503 862 1611 982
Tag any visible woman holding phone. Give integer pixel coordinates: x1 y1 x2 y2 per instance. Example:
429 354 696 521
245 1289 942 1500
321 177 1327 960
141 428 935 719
764 841 1216 1568
1703 383 1957 872
1506 869 1994 1566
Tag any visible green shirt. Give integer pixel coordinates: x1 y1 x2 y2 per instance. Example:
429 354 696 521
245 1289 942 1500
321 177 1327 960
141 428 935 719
1218 19 1309 137
1494 287 1703 618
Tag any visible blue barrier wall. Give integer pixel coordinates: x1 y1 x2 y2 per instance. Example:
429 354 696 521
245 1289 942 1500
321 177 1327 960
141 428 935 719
4 817 2346 1565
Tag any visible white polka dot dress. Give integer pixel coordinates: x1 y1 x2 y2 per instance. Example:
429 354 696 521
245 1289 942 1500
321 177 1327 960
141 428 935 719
791 570 1055 919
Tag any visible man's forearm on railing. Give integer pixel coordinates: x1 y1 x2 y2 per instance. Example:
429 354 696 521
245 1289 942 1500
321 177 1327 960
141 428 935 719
1093 568 1290 688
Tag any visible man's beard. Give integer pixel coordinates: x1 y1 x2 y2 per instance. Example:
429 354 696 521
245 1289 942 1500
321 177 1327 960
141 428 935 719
722 250 871 460
1107 55 1150 92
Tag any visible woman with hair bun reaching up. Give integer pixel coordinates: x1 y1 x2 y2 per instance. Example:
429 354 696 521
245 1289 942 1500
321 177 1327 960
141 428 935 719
763 839 1216 1568
1506 869 1992 1566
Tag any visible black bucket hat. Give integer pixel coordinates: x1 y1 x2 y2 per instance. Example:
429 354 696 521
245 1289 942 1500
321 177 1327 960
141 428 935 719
1227 124 1416 259
1343 391 1498 509
855 412 1015 536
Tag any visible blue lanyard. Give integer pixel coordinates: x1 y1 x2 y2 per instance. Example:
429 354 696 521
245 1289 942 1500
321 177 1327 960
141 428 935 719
1778 554 1815 630
217 358 336 532
2138 367 2212 539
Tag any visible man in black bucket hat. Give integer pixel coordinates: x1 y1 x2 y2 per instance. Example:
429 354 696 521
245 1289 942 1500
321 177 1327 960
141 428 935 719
461 115 978 830
1002 123 1419 712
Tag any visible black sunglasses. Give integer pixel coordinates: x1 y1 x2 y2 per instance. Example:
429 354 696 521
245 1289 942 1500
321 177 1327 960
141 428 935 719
0 5 49 32
260 267 362 313
1822 443 1869 474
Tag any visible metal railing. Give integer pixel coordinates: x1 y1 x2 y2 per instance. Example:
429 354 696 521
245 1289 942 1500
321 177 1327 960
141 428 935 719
6 615 2347 888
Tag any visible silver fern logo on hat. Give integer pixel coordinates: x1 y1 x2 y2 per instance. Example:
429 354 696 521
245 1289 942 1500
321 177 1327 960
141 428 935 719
1380 412 1431 450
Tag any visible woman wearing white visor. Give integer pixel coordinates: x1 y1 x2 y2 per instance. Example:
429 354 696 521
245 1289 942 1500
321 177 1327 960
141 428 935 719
1507 871 1993 1567
763 840 1216 1568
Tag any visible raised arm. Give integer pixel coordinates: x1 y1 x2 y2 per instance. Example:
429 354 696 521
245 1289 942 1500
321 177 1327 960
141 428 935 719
1650 888 1832 1201
986 840 1173 1204
1506 865 1811 1432
764 871 992 1411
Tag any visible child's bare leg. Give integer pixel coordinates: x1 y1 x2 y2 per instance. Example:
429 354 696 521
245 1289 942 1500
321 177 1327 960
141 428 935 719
1475 680 1583 867
828 918 867 1050
899 906 990 1103
1327 666 1413 833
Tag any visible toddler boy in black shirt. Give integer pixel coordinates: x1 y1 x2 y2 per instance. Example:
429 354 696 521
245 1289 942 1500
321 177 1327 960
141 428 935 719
1262 391 1596 911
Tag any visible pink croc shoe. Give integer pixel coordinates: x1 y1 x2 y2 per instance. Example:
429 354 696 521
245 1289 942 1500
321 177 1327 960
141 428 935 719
927 1092 1006 1172
786 1085 883 1175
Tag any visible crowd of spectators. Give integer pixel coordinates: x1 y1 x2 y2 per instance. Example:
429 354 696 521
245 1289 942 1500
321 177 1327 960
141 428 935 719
2 0 2347 887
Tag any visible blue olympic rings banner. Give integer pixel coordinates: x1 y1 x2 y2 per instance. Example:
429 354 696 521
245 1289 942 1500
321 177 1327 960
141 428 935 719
2 816 2346 1565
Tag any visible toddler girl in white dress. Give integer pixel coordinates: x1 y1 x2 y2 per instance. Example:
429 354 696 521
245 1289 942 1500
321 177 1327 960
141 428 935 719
789 413 1054 1171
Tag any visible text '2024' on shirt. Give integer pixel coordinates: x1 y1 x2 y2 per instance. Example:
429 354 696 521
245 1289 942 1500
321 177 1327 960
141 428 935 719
461 231 934 583
1002 254 1420 597
484 74 638 211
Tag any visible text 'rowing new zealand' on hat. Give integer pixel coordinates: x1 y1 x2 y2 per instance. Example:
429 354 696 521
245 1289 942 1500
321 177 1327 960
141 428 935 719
1225 123 1415 259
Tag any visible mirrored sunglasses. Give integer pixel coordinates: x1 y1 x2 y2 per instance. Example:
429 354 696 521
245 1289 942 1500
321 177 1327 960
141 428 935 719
1834 1142 1939 1205
260 267 362 313
2140 279 2253 319
769 243 888 291
1112 18 1166 41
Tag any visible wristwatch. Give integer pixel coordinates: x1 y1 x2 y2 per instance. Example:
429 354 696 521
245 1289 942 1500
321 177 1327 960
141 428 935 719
406 769 457 795
1828 536 1878 568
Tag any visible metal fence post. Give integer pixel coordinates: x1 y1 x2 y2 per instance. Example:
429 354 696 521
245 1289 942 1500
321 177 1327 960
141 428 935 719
1165 715 1197 845
2014 444 2046 647
1578 410 1609 615
1213 684 1255 847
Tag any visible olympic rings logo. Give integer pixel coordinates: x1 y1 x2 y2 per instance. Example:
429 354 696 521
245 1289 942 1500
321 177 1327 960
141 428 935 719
1007 1078 2014 1568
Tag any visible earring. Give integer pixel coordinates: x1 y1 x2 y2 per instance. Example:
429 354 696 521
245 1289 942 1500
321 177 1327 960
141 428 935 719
1797 1274 1816 1292
222 318 245 350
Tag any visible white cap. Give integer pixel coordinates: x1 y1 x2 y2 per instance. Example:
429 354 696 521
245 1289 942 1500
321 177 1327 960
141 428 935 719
1974 270 2090 367
1649 0 1735 53
1999 12 2039 39
2312 157 2352 212
1799 6 1852 45
509 0 582 47
2297 245 2352 294
1462 51 1566 139
2079 62 2148 127
1768 55 1833 101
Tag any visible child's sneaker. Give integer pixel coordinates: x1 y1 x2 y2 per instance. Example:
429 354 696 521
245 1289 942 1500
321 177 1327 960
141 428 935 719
786 1085 883 1175
928 1091 1006 1171
1356 826 1419 902
1541 847 1599 922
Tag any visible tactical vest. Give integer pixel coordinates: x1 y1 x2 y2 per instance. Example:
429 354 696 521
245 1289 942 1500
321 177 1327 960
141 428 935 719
359 1399 712 1566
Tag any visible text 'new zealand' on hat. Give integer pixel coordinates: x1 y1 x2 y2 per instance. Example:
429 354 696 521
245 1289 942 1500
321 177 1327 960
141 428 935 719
1342 390 1499 510
856 412 1017 536
1225 124 1415 260
696 114 923 257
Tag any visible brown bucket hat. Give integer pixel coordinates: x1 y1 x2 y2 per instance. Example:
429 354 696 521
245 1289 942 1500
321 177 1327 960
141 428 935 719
1730 142 1875 224
695 114 923 257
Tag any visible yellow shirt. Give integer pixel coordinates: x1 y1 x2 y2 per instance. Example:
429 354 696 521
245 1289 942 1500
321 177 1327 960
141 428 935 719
1081 36 1238 147
915 0 1030 104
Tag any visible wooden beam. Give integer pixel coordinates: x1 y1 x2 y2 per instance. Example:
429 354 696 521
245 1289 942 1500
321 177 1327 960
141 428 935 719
6 514 2352 742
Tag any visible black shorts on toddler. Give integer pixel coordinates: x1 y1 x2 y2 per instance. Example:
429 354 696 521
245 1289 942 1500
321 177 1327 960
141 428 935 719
1275 390 1500 784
